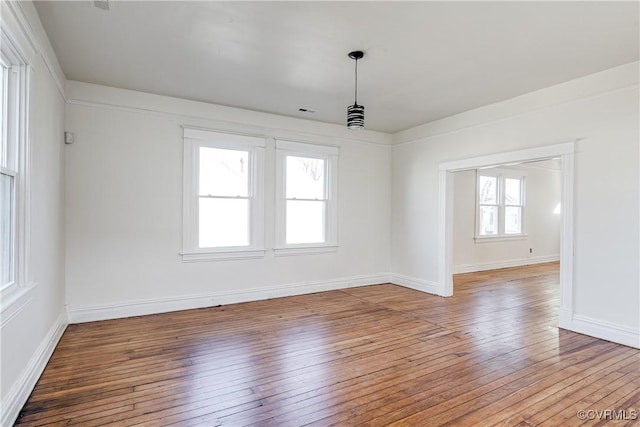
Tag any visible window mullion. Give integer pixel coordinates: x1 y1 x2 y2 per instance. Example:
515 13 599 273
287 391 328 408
498 174 505 235
247 148 255 199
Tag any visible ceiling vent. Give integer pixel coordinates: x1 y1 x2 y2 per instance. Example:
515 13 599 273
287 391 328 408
94 0 111 11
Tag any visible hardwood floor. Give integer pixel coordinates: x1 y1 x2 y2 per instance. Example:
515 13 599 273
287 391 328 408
16 263 640 426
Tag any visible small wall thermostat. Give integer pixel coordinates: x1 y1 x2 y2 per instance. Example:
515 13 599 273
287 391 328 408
64 131 74 145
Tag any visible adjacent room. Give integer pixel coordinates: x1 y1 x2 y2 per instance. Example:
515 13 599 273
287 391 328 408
1 1 638 425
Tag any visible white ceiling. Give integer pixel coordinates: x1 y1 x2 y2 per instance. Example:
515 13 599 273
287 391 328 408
34 1 639 133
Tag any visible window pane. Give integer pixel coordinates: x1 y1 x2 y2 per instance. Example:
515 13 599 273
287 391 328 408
286 156 325 200
199 198 249 247
286 200 325 244
505 178 522 205
1 64 7 169
1 65 5 167
505 206 522 234
1 173 14 287
479 205 498 236
199 147 249 197
478 175 497 204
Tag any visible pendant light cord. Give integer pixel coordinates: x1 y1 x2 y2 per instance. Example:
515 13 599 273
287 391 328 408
354 58 358 104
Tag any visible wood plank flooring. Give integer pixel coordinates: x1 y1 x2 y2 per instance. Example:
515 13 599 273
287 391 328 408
16 263 640 426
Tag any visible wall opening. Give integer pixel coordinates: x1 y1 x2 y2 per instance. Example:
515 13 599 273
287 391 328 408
438 142 575 329
451 158 561 274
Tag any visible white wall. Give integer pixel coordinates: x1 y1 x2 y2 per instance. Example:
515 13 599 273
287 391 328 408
64 82 392 322
391 62 639 345
452 164 561 273
2 4 637 423
0 2 67 425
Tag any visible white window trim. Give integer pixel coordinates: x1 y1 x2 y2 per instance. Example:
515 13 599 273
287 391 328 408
475 168 527 242
474 234 528 244
0 24 33 311
181 127 265 262
274 140 338 256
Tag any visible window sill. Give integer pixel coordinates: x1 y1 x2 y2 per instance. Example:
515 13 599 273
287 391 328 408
273 245 338 257
181 249 265 262
1 282 37 325
474 234 528 244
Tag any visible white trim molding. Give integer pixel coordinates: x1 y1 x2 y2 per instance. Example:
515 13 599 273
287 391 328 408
180 249 266 262
273 245 338 257
3 1 66 99
65 81 392 147
439 143 575 172
274 139 339 253
67 273 392 324
390 273 442 296
181 127 266 262
393 63 639 145
558 151 575 331
1 310 67 427
559 313 640 349
1 8 33 310
474 234 528 244
0 282 36 325
453 255 560 275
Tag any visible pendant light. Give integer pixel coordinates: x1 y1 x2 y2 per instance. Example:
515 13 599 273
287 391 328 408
347 50 365 130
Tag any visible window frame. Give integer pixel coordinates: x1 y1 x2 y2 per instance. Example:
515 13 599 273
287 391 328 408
0 28 31 304
182 127 265 262
274 140 338 256
475 169 527 242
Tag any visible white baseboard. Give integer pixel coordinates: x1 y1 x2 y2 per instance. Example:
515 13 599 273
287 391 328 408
559 312 639 349
453 254 560 274
390 273 442 296
2 310 68 427
67 273 392 324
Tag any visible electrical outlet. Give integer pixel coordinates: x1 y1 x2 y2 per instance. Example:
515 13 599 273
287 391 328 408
529 248 533 253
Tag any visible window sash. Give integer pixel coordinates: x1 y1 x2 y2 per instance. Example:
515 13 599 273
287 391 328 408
198 146 250 198
476 171 526 238
196 144 254 250
1 62 8 168
285 199 327 245
198 196 250 248
285 155 327 201
182 129 265 261
0 66 29 298
0 9 34 307
195 146 254 250
275 140 338 253
504 177 523 206
504 206 523 235
1 170 15 290
284 155 328 245
478 203 499 236
2 62 22 172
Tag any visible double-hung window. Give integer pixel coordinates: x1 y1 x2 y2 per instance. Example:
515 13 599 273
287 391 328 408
476 169 525 239
1 31 30 300
1 60 13 292
275 140 338 255
182 128 265 261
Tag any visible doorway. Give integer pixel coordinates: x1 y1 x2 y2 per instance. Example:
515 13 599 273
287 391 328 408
437 142 575 329
451 158 561 274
